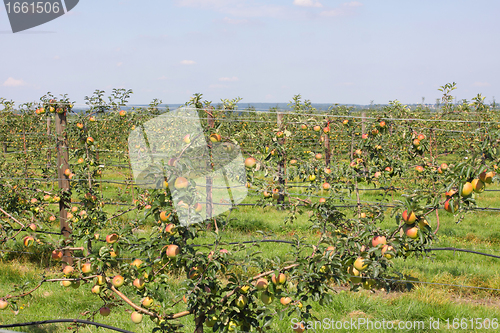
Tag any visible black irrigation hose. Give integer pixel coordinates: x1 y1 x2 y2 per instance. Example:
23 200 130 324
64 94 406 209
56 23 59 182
0 319 135 333
191 239 296 247
426 247 500 259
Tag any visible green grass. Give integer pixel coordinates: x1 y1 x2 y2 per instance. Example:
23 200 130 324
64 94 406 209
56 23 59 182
3 158 500 332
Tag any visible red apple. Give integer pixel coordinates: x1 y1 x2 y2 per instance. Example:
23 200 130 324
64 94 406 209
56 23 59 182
61 280 72 287
112 275 124 288
210 133 222 142
193 202 203 212
52 250 63 261
444 198 458 213
244 157 256 168
255 278 268 290
165 223 176 235
159 211 170 222
23 236 34 247
131 311 143 324
461 182 473 197
471 179 485 193
174 177 189 189
166 244 180 258
133 278 145 290
130 259 143 268
99 307 111 316
81 262 93 274
371 236 387 247
353 257 367 271
271 273 286 285
141 296 154 308
381 245 395 259
280 297 292 305
106 234 119 244
119 110 126 116
63 266 74 276
402 210 416 224
404 226 418 239
95 275 105 286
91 285 101 294
479 170 495 184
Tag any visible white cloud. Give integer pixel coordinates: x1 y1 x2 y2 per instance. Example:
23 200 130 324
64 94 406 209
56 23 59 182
222 17 249 24
157 76 168 80
117 62 124 67
320 9 343 17
176 0 291 19
3 77 26 87
293 0 322 8
53 55 60 60
344 1 363 7
180 60 196 65
219 76 239 82
473 82 491 87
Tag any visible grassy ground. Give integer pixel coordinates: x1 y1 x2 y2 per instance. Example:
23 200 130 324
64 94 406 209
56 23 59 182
2 160 500 332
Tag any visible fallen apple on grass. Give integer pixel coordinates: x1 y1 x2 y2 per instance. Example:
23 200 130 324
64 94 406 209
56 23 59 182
131 311 143 324
0 300 9 310
99 306 111 317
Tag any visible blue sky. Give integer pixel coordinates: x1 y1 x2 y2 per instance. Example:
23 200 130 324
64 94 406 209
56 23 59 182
0 0 499 106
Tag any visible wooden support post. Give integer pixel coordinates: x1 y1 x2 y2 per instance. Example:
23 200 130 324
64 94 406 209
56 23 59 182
55 111 73 267
325 118 331 167
46 115 51 169
277 111 285 206
206 107 214 220
324 134 331 167
361 111 366 134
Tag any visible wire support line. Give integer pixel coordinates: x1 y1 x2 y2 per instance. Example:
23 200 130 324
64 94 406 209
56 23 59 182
0 319 135 333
